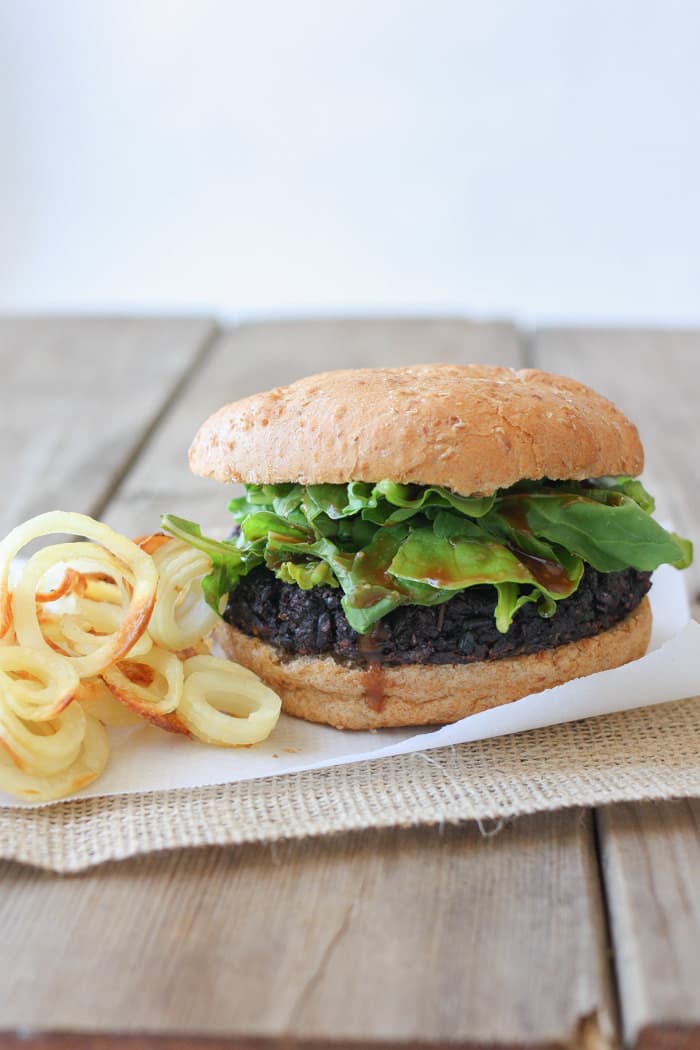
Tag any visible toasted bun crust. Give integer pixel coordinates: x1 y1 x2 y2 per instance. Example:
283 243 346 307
190 364 643 495
213 598 651 730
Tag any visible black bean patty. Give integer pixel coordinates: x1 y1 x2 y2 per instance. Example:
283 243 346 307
223 566 652 667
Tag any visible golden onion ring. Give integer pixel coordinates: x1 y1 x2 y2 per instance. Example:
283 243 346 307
0 512 157 675
0 625 17 647
57 602 152 661
0 511 284 803
134 533 171 556
0 714 109 802
148 539 218 651
0 645 79 721
177 655 281 746
35 568 81 603
76 677 143 727
102 645 186 732
0 697 86 775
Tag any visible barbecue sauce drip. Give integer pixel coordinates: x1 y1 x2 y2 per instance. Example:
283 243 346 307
499 501 573 595
358 625 388 713
511 549 573 595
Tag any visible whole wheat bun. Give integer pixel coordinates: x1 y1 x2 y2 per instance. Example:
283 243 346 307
190 363 643 495
214 598 651 730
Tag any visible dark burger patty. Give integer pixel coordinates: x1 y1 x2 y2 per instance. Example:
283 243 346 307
223 565 652 667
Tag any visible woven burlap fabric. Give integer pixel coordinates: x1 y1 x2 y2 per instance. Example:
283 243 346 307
1 696 698 872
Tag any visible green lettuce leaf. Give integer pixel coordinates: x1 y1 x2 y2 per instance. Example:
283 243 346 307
590 476 656 513
162 475 693 635
493 583 543 634
497 493 692 573
160 514 263 611
273 559 339 590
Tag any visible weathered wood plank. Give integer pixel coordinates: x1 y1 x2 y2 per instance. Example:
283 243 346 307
533 330 700 1048
0 814 614 1047
598 802 700 1049
0 318 617 1048
103 317 522 535
0 317 215 535
533 328 700 619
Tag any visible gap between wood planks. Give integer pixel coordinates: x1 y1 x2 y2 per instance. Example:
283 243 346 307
531 329 700 1046
89 322 220 521
593 810 625 1046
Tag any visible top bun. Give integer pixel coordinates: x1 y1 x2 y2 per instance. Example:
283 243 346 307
189 364 643 496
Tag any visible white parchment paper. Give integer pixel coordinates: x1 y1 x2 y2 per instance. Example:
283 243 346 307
4 565 696 807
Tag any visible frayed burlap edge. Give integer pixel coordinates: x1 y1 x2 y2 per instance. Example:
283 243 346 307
1 697 698 873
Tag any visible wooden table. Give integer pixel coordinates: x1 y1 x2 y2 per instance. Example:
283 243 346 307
0 318 698 1050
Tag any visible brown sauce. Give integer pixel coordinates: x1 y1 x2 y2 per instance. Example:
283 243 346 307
498 500 534 537
358 626 388 712
511 548 572 595
361 664 386 713
498 498 572 594
353 584 392 609
408 562 456 588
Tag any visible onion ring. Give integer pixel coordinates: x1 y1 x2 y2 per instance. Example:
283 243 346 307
0 626 17 647
76 677 143 727
0 714 109 802
0 511 284 803
102 645 186 732
134 533 172 556
0 697 86 775
0 512 157 676
148 539 218 651
0 645 79 721
177 655 281 746
35 568 81 603
57 601 152 660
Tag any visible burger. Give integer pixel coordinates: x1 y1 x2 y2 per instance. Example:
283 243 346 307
162 364 692 729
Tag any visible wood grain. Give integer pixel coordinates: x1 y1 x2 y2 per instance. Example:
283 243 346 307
598 801 700 1049
0 816 614 1047
533 328 700 619
0 317 214 535
103 317 521 535
3 318 698 1047
533 330 700 1048
0 318 620 1048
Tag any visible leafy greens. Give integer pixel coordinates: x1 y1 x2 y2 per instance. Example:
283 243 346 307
162 476 692 635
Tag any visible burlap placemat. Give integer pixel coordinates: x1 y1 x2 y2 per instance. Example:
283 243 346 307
1 696 698 872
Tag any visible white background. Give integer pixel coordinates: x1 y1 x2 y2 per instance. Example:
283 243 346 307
1 0 698 325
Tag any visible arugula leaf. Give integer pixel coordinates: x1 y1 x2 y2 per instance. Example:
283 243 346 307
163 474 693 635
387 529 579 633
389 530 539 590
160 514 263 611
273 559 339 590
493 583 541 634
503 493 692 572
591 476 656 513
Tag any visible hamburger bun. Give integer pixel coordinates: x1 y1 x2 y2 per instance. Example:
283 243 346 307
189 363 643 494
214 598 651 730
187 363 659 731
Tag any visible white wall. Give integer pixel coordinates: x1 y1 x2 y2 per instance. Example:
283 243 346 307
1 0 698 325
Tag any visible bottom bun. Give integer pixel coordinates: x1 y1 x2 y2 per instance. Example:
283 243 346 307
214 597 651 730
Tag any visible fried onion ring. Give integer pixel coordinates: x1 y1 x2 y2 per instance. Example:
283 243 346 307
102 646 185 730
0 645 79 721
148 539 218 651
76 677 143 727
0 512 157 675
35 568 81 603
0 511 283 803
0 697 86 775
0 714 109 802
177 655 281 746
